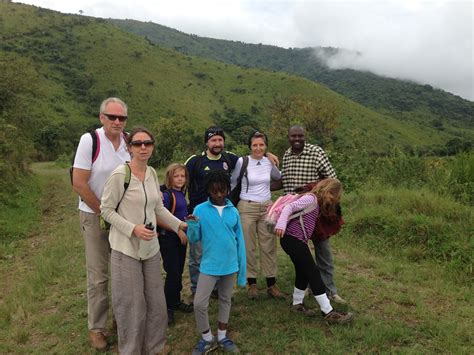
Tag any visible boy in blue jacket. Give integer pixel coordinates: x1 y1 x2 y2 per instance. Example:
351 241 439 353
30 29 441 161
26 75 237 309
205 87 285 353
187 170 246 354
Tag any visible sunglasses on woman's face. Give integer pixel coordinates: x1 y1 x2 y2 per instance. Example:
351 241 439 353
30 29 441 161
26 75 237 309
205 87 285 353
130 140 155 147
103 113 128 122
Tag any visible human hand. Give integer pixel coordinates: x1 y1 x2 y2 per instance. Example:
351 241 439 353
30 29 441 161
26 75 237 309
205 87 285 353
266 152 280 167
179 222 188 231
133 224 157 241
275 228 285 238
177 230 188 245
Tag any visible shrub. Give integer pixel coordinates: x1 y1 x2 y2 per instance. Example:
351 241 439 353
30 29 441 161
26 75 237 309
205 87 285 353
343 185 473 281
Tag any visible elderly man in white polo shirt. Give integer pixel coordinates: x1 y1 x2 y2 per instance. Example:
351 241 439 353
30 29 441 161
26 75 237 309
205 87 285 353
72 97 130 351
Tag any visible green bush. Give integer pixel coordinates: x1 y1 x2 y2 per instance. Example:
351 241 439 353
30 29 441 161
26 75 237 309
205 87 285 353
0 121 33 205
343 185 473 281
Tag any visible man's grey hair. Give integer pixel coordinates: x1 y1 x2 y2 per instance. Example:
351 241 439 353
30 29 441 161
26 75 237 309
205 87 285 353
99 97 128 115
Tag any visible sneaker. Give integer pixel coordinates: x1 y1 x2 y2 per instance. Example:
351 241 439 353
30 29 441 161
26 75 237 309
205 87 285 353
176 301 193 313
329 294 348 305
247 284 258 299
218 337 240 353
267 284 286 299
291 303 317 317
323 310 353 324
192 338 217 355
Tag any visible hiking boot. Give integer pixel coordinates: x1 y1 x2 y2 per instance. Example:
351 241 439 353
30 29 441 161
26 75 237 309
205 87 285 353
323 310 354 324
167 309 175 325
192 338 217 355
88 330 108 352
291 303 317 317
267 285 286 299
218 337 240 353
329 294 348 305
112 317 117 334
188 292 195 305
176 301 193 313
247 284 258 299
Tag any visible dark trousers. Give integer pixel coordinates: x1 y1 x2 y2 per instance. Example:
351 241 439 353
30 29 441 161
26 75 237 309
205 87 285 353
280 234 326 295
159 232 187 309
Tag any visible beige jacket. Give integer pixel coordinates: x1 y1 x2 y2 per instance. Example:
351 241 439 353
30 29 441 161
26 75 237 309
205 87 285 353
101 165 181 260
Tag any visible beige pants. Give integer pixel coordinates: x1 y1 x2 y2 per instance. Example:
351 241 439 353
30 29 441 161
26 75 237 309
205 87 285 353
238 200 277 279
111 250 168 355
79 211 110 331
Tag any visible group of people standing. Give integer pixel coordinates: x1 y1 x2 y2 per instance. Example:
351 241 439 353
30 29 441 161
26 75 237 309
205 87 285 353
72 97 352 355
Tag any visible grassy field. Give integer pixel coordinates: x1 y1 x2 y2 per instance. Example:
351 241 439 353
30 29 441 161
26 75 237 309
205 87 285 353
0 163 472 353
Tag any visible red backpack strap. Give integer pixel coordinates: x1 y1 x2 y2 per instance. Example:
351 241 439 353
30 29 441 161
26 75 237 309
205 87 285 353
91 129 100 164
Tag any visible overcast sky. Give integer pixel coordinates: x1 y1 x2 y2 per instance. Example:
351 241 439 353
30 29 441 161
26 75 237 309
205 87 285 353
18 0 474 100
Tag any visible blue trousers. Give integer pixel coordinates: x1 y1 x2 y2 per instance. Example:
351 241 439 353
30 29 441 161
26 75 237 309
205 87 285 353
159 232 187 309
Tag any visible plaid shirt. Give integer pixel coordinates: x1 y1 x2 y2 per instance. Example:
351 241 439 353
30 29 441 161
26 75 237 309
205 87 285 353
281 143 337 194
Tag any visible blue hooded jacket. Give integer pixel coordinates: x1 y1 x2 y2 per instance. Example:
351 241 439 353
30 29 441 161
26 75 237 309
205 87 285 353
187 198 247 286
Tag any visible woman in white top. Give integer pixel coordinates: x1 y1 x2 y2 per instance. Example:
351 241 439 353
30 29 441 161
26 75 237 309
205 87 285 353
101 126 187 354
230 131 285 299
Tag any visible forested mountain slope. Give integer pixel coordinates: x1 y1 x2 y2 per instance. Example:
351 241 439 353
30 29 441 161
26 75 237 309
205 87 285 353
1 2 471 166
110 19 474 142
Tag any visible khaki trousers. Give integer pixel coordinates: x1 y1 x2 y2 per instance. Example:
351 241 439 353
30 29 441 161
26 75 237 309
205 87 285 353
111 250 168 355
79 211 110 331
238 200 277 279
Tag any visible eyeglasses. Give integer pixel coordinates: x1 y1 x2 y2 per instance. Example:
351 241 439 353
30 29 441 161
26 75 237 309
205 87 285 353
130 140 155 147
102 113 128 122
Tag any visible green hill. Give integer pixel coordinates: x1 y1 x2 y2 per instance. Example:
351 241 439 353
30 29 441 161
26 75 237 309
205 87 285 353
109 19 474 135
1 2 472 166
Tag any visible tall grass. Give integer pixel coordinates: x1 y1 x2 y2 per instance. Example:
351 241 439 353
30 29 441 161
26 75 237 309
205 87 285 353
0 173 42 257
342 184 473 281
334 149 474 206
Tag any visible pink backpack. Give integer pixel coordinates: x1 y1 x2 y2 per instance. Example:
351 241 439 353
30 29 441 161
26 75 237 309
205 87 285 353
265 194 317 238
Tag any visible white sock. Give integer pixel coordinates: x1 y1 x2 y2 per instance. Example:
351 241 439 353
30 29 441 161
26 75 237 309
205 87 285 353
315 293 333 314
292 287 306 305
202 330 213 342
217 329 227 341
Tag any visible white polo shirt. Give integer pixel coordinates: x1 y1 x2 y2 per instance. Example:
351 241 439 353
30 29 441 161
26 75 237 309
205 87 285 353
73 127 130 213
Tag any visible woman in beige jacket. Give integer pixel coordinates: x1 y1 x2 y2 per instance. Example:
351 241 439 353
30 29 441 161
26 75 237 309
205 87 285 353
101 126 187 355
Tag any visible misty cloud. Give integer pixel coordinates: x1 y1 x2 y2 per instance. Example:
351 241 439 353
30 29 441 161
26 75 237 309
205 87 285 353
18 0 474 100
298 1 473 100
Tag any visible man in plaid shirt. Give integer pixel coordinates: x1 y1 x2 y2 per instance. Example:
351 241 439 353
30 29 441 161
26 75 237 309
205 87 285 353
280 125 347 304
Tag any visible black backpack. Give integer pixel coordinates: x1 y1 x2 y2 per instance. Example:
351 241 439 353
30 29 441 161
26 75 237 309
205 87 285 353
229 156 249 207
158 184 177 236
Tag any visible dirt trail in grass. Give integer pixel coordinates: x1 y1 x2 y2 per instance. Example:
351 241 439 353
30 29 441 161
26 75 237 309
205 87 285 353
0 164 71 306
1 163 472 353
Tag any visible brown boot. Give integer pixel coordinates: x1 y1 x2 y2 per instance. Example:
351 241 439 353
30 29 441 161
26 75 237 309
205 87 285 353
267 284 286 299
88 330 108 352
247 284 258 299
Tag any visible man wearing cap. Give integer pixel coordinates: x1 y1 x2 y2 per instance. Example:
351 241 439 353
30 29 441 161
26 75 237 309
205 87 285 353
185 126 279 302
185 126 239 301
72 97 130 351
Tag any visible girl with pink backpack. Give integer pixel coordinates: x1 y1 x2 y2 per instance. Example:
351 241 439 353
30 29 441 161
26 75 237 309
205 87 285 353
274 178 353 324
